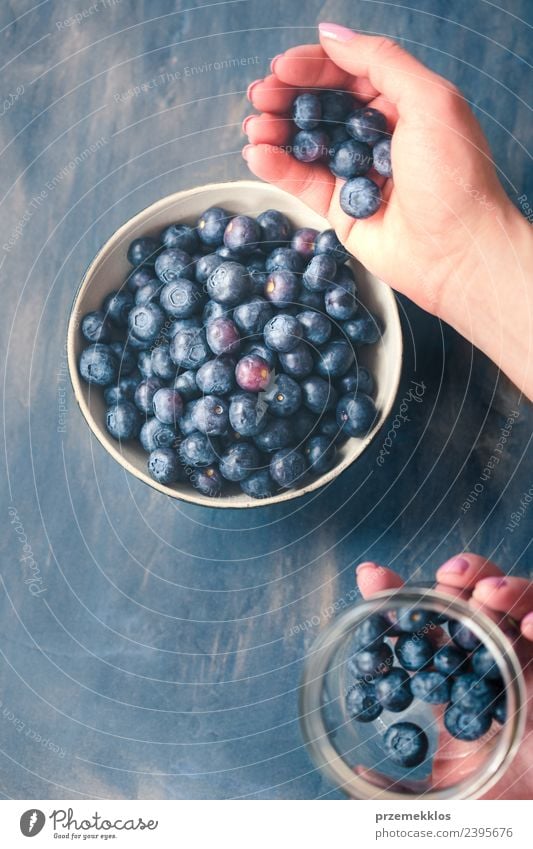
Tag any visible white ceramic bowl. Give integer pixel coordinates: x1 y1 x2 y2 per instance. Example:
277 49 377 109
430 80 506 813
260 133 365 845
67 180 403 508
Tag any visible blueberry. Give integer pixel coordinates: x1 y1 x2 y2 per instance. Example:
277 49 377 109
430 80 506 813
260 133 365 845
256 209 292 250
179 400 200 436
195 252 224 284
472 645 502 681
384 722 428 768
297 310 332 346
317 339 354 378
395 634 433 671
192 465 223 497
126 266 157 293
253 417 292 452
243 341 277 369
240 469 276 499
223 215 261 256
340 177 382 219
444 703 492 741
170 326 210 370
337 367 374 397
247 252 266 272
433 644 470 678
108 343 136 378
493 694 507 725
127 236 160 267
291 228 318 260
335 264 356 286
264 314 303 352
353 614 391 649
314 229 350 265
329 139 373 179
450 673 499 712
303 254 337 292
249 269 269 296
104 371 140 405
174 369 200 401
325 282 358 321
343 314 381 345
346 107 387 144
206 262 250 306
336 392 377 436
293 92 322 130
105 401 142 440
103 291 133 326
320 90 353 125
135 279 164 305
350 642 394 679
81 310 111 344
154 248 194 283
179 431 218 467
264 270 300 308
410 671 451 704
196 357 235 395
168 317 202 337
374 668 413 712
328 125 350 146
137 350 155 379
291 408 317 443
301 376 337 414
293 128 330 162
295 289 324 311
161 223 198 254
304 435 337 475
233 297 273 337
229 392 267 436
317 413 343 442
134 377 163 415
265 247 305 275
279 343 314 378
151 345 175 380
148 447 183 484
216 244 242 262
79 343 118 386
270 447 306 488
345 682 382 723
183 395 227 439
153 388 183 425
396 607 436 634
203 299 229 325
160 279 203 318
139 417 177 452
264 374 302 417
219 442 260 482
205 317 241 356
373 137 392 178
128 302 165 343
237 356 276 398
196 206 232 247
449 619 482 651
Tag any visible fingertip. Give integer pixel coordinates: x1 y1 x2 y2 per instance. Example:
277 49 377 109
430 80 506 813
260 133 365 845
520 611 533 641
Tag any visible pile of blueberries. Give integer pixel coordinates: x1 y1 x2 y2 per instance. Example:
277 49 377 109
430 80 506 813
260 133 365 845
345 607 506 769
78 206 381 499
287 91 391 220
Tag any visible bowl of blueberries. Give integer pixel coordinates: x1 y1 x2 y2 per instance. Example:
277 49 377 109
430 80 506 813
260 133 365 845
68 180 402 507
299 587 526 799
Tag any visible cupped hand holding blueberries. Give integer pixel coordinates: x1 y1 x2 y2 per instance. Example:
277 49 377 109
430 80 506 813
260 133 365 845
354 554 533 799
243 24 533 399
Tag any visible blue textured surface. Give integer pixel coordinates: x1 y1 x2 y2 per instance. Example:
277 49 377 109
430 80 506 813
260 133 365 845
0 0 531 799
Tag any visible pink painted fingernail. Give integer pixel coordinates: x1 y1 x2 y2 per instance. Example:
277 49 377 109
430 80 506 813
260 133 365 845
356 561 378 574
242 115 254 134
319 22 357 42
522 611 533 631
242 144 253 161
478 576 508 590
271 54 283 73
438 556 469 575
247 79 262 101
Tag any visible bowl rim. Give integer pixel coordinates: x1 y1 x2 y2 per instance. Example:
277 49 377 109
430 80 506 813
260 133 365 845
67 180 403 509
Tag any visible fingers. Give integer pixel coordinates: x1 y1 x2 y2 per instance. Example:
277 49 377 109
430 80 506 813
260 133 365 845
242 143 335 217
318 24 455 112
355 562 404 598
247 74 303 115
472 576 533 623
435 553 503 590
243 113 292 147
521 611 533 642
272 44 374 98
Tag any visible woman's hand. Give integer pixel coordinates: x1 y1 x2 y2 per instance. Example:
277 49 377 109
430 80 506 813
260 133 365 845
355 554 533 799
243 25 533 397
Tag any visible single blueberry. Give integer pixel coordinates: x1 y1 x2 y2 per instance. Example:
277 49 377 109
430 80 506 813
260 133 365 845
126 266 157 294
336 392 377 436
290 408 317 443
292 93 322 130
81 310 111 344
148 447 184 484
127 236 161 267
346 107 388 144
317 339 355 379
153 388 184 425
174 369 201 401
235 354 272 392
169 326 210 370
256 209 292 251
219 442 260 482
433 644 470 678
160 279 204 318
343 314 381 345
206 317 241 356
179 400 200 436
336 367 374 397
374 667 414 712
301 376 337 414
223 214 261 256
373 137 392 178
444 703 492 741
195 252 224 284
233 297 273 337
395 634 434 671
304 435 337 475
264 270 300 308
179 431 218 468
196 206 232 247
291 228 318 260
161 223 199 254
320 90 353 125
450 673 499 712
410 671 451 704
297 310 332 346
192 395 229 435
325 281 358 321
340 177 382 219
196 357 235 395
151 345 175 380
293 129 330 163
134 377 163 416
105 401 142 441
135 279 164 305
279 343 314 378
103 290 133 326
314 229 350 265
192 465 223 497
384 721 428 767
270 447 306 489
264 374 302 417
472 645 502 681
329 139 373 179
229 392 268 436
345 682 382 722
264 314 303 352
139 417 177 452
350 642 394 679
79 343 118 386
128 302 165 343
253 417 293 452
449 619 482 651
206 261 251 306
303 254 337 292
396 607 436 634
265 247 305 275
240 469 276 499
155 248 195 283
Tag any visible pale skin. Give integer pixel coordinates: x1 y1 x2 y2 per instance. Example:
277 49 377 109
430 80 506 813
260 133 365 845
242 24 533 399
355 555 533 799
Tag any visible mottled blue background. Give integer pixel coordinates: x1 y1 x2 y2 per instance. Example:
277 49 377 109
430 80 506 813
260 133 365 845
0 0 531 799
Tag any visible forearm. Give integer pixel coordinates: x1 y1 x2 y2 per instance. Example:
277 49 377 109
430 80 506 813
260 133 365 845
439 203 533 400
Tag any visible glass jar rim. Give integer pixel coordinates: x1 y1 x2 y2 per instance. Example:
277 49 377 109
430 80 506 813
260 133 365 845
299 586 526 800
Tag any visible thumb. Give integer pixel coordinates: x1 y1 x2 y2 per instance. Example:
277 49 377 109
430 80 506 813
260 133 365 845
318 23 454 112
